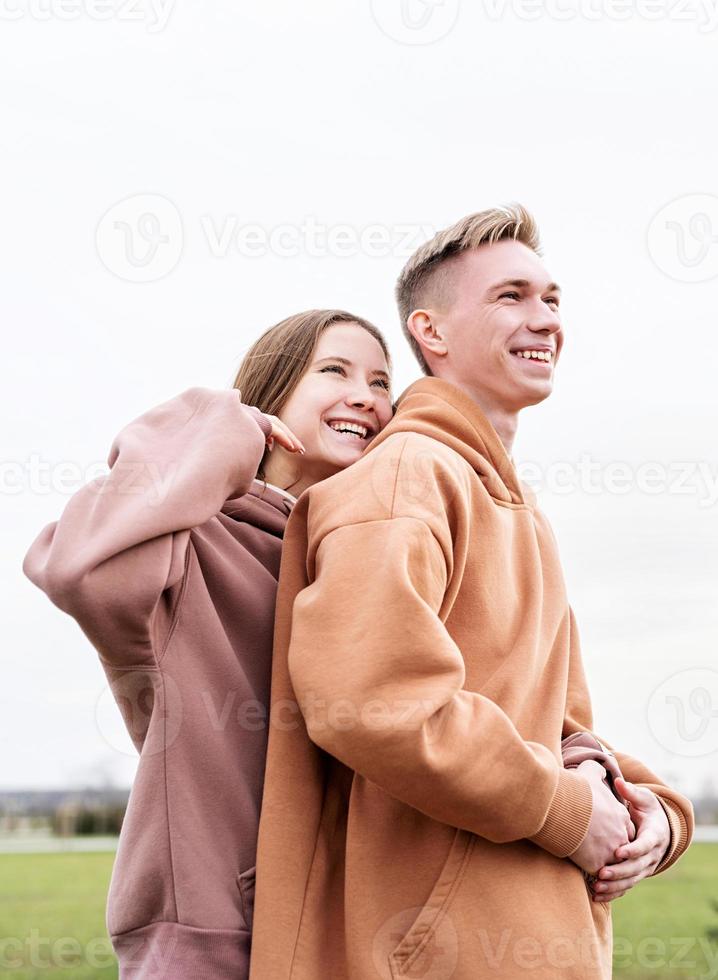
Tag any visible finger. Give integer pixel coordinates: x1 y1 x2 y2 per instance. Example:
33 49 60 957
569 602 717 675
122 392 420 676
593 874 643 899
614 778 655 810
598 855 652 882
266 416 305 454
268 416 299 448
612 832 655 862
595 885 633 903
594 871 643 893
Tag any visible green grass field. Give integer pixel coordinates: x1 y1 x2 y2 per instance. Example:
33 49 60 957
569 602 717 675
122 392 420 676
0 852 117 980
611 842 718 978
1 844 717 978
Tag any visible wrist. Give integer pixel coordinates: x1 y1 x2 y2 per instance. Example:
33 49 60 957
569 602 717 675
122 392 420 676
528 768 594 859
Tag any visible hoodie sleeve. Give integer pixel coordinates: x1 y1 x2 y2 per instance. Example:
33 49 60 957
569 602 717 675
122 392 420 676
562 606 694 875
286 438 593 858
23 388 271 667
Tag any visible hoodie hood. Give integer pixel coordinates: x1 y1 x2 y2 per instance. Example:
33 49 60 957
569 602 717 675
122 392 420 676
222 479 294 536
365 378 528 507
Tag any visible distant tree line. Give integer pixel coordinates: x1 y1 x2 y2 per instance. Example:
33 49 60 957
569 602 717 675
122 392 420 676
0 788 129 836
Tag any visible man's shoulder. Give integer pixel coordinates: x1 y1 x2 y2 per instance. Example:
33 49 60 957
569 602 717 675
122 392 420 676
369 427 472 478
304 430 470 538
310 429 466 499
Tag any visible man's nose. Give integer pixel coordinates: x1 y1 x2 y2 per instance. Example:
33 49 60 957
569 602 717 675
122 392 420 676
527 300 562 340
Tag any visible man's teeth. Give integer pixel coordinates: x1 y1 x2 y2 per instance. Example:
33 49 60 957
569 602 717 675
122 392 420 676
513 350 552 361
328 421 368 438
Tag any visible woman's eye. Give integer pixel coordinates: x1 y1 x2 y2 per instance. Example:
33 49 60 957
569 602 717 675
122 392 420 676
319 365 389 392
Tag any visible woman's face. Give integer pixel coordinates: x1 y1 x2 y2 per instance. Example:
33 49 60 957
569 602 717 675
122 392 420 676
271 323 393 493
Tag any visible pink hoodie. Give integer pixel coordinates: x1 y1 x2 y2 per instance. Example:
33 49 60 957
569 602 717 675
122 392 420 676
24 388 292 980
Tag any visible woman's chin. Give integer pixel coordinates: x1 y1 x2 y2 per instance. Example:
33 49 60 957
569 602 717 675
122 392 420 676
335 447 366 470
316 430 369 471
318 443 367 474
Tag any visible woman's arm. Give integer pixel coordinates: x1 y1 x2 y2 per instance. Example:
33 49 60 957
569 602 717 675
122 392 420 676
23 388 272 666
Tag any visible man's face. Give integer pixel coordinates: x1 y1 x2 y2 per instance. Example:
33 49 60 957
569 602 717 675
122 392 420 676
422 239 564 412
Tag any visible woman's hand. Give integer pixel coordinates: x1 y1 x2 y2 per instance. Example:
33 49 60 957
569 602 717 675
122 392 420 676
262 414 305 455
236 391 305 455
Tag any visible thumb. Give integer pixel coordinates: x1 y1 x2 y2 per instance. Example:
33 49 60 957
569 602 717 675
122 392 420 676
614 776 654 809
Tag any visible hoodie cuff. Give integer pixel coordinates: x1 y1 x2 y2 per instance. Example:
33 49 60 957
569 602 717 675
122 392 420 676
246 406 273 441
651 793 689 876
527 768 594 859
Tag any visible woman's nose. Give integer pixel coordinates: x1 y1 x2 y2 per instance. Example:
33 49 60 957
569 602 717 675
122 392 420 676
347 387 375 410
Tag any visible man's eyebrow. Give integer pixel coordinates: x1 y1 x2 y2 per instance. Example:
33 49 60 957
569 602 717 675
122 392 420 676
313 355 390 379
488 278 562 295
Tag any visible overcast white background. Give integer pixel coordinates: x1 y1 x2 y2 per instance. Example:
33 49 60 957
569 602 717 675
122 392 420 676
2 0 717 800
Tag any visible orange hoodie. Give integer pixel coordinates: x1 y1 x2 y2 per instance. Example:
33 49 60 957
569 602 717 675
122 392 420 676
250 378 693 980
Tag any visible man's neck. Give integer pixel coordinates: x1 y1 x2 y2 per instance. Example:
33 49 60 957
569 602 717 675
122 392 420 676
433 376 518 458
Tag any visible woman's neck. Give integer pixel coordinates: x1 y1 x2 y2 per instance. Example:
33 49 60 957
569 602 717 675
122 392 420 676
263 449 324 498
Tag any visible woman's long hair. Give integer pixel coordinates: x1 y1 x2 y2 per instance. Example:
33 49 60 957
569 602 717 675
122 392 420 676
232 309 390 479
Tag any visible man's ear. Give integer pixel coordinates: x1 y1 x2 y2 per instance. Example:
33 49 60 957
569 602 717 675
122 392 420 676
406 309 448 363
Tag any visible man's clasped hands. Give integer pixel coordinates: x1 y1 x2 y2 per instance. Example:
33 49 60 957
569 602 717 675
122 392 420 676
570 761 671 903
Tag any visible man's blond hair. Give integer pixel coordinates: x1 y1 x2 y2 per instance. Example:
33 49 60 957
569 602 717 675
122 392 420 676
395 203 542 374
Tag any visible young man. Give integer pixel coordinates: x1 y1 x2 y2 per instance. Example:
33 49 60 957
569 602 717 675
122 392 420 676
249 206 694 979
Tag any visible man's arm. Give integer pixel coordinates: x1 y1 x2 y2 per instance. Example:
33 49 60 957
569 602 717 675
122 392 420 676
563 605 694 876
288 441 598 860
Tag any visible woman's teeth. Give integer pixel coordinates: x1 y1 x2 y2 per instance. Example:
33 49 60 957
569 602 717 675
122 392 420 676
326 421 368 440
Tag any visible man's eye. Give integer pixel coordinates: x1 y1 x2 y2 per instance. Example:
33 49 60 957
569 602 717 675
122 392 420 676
545 297 560 309
500 291 520 301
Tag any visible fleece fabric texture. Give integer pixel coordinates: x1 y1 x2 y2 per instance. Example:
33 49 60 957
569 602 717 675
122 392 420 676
250 377 693 980
24 388 292 980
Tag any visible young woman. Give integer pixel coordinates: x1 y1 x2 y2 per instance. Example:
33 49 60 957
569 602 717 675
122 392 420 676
23 309 393 980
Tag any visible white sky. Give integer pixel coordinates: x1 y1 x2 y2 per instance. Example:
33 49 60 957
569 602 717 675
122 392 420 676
2 0 717 799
